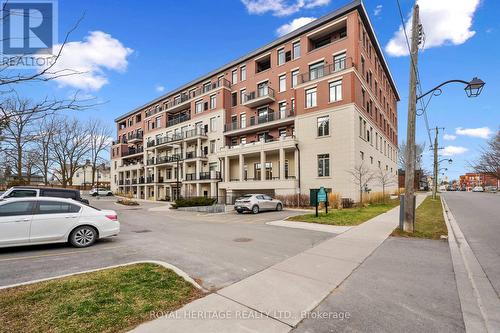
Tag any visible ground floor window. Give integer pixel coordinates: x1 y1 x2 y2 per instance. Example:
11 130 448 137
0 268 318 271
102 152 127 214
318 154 330 177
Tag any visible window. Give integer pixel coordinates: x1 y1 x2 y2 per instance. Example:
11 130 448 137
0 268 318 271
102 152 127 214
240 113 246 128
240 89 246 104
279 74 286 92
37 201 80 214
278 102 286 119
231 69 237 84
318 154 330 177
292 42 300 59
360 151 364 160
195 100 203 114
317 116 329 136
0 201 35 216
329 80 342 102
370 156 373 164
278 48 285 65
231 92 237 106
291 70 299 88
309 61 324 81
203 82 211 93
361 56 365 75
210 117 217 131
7 190 37 198
334 52 346 71
155 117 161 128
240 65 246 81
210 140 216 153
256 55 271 72
210 95 216 109
305 87 317 108
240 136 246 144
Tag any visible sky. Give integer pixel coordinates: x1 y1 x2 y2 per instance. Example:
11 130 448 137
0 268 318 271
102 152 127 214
14 0 500 181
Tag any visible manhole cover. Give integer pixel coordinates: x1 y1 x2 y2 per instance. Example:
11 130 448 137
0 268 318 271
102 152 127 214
133 229 152 233
233 237 252 242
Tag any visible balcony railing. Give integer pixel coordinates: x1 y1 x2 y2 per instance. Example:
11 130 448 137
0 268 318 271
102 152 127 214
164 78 231 111
185 171 221 181
184 127 207 139
185 151 207 160
128 132 143 141
146 176 155 183
243 86 275 107
156 154 182 165
224 108 294 132
122 146 144 157
167 114 190 127
298 57 352 84
138 176 145 184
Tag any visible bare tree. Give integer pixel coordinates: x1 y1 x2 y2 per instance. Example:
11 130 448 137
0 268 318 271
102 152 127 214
51 117 91 186
473 128 500 180
347 162 375 204
33 116 59 185
398 140 425 170
376 167 397 200
86 119 112 187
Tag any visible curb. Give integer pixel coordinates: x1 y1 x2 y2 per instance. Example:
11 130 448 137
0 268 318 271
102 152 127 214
0 260 206 292
441 197 500 332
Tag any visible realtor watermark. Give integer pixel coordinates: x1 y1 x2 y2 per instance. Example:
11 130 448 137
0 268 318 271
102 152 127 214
150 310 351 321
1 0 58 68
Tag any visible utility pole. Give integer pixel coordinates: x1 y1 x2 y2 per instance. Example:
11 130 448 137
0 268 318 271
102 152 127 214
403 4 420 232
430 127 444 199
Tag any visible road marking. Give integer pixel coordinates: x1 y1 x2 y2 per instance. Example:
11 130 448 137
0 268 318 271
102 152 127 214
0 245 126 262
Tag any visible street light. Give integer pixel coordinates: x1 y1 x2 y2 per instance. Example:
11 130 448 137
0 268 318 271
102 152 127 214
417 77 485 101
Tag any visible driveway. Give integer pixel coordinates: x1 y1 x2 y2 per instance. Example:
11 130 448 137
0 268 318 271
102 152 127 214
0 197 332 290
442 191 500 298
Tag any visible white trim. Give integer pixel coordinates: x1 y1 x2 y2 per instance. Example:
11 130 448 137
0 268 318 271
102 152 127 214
332 48 347 56
308 57 325 65
253 51 271 62
306 17 347 38
256 78 269 85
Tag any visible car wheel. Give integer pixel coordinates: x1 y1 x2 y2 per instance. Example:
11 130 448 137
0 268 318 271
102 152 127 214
252 205 259 214
237 210 243 214
276 203 283 211
106 192 113 196
92 193 98 197
69 226 97 248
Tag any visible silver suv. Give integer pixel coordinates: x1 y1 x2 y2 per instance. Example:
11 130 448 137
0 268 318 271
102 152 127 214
234 194 283 214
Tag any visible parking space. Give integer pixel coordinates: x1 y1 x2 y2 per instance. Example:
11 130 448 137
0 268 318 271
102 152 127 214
0 198 333 290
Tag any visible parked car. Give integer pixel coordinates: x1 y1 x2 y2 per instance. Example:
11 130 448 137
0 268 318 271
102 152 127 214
0 186 89 204
484 186 497 193
234 194 283 214
472 186 484 192
89 188 113 197
0 197 119 248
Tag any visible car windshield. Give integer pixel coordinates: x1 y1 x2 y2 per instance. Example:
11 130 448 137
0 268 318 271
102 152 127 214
238 194 253 199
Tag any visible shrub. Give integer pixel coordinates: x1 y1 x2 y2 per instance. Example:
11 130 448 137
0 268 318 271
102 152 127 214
275 194 311 208
171 197 216 209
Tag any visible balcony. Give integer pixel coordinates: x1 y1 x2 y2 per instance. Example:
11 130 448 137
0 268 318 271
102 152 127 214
217 135 298 157
128 132 143 143
184 151 207 161
298 57 352 85
167 114 190 127
242 86 275 108
185 171 221 181
165 78 231 113
146 132 183 149
122 146 144 158
184 127 207 141
156 154 182 165
224 108 295 134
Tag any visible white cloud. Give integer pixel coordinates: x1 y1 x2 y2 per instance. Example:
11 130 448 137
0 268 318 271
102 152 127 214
385 0 480 57
40 31 133 91
455 127 492 139
241 0 330 16
374 4 383 17
276 17 316 36
442 145 468 156
443 134 456 141
155 85 165 92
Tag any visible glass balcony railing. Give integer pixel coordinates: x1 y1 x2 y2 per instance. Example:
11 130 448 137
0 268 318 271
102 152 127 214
224 108 294 132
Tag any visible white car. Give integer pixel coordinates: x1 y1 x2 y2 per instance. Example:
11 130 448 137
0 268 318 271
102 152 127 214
89 188 113 197
0 197 119 248
472 186 484 192
234 194 283 214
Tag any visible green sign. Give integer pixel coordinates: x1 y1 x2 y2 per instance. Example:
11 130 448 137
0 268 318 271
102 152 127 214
317 186 327 202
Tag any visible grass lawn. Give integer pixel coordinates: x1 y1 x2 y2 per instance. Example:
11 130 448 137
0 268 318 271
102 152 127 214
392 195 448 240
0 263 203 333
287 199 399 226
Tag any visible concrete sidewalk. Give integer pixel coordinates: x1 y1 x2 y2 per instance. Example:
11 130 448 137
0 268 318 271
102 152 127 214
131 195 427 333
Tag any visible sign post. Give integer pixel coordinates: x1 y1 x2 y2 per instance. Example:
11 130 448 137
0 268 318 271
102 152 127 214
317 186 327 216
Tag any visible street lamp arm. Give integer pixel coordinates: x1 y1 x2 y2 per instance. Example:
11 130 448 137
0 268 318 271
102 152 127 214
416 79 471 101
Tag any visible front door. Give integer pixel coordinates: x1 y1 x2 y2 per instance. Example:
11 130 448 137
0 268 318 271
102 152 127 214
30 201 81 243
0 201 35 246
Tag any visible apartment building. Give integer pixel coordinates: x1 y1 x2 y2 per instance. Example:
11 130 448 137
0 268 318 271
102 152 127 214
111 0 399 202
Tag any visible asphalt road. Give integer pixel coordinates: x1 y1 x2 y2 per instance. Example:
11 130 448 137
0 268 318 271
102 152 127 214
0 197 332 290
442 191 500 298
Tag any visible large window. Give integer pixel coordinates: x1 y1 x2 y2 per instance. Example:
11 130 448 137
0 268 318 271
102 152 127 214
318 154 330 177
317 116 329 137
309 61 324 81
333 52 346 71
155 117 161 128
329 80 342 102
240 65 246 81
240 113 246 128
210 94 216 109
195 100 203 114
240 89 246 104
291 70 299 88
279 74 286 92
305 87 317 108
278 48 285 66
231 92 237 107
279 101 286 119
210 117 217 131
292 42 300 59
231 69 237 84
